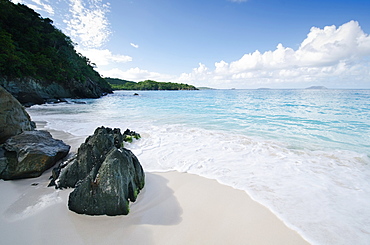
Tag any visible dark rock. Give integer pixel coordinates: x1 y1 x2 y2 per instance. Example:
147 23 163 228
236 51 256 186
133 93 139 96
0 86 36 144
0 130 70 180
46 98 68 104
55 127 123 188
0 78 71 106
69 148 144 215
0 77 112 106
72 101 86 104
52 126 145 216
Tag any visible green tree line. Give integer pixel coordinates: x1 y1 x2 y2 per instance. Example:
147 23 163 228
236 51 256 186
105 78 198 91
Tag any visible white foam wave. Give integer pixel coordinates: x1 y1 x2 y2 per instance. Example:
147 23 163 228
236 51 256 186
126 124 370 245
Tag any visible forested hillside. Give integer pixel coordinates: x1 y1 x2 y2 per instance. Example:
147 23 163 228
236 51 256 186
106 78 198 90
0 0 112 105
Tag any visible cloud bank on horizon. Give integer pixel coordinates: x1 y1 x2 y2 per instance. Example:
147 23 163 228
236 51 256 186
179 21 370 88
10 0 370 88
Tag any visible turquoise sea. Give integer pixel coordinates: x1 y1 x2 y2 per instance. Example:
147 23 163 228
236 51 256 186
27 89 370 245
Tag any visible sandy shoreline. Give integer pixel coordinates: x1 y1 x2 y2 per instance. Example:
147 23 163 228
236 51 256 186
0 122 310 244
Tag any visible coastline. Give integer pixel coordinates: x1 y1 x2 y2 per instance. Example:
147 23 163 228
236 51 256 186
0 123 310 244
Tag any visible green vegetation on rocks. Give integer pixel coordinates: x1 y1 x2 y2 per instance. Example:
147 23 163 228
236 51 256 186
123 129 141 143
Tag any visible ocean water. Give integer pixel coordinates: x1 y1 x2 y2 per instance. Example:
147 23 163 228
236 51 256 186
27 89 370 244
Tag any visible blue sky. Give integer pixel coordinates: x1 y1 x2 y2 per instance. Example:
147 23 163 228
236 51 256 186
11 0 370 89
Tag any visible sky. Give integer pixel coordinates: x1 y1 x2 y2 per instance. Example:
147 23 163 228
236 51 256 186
10 0 370 89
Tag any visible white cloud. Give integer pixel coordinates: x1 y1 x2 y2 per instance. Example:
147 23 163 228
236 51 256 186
11 0 54 14
64 0 111 48
179 21 370 88
130 43 139 48
296 22 370 66
77 48 132 67
12 0 111 48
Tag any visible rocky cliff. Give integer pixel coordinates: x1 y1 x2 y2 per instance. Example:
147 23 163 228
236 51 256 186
0 76 110 106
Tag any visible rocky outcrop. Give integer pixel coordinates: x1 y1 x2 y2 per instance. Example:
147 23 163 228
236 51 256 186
0 85 69 180
69 148 144 215
51 127 145 216
0 85 35 143
0 77 111 107
0 130 70 180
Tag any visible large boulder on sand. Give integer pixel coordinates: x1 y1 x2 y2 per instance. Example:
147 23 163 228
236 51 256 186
51 126 145 216
69 148 144 215
0 130 70 180
0 85 35 144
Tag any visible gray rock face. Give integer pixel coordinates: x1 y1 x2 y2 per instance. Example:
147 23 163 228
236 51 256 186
0 85 35 143
56 127 124 188
69 148 144 215
52 126 145 216
0 79 71 106
0 77 111 106
0 130 70 180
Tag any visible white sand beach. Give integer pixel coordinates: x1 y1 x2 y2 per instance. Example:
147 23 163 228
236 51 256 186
0 125 310 245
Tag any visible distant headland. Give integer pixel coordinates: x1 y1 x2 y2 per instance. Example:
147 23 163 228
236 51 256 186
305 86 329 90
105 77 198 91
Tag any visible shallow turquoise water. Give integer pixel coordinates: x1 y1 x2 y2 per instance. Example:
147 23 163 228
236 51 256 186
78 89 369 152
28 89 370 245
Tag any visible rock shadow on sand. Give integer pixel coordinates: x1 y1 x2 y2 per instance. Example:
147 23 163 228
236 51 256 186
67 173 183 244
